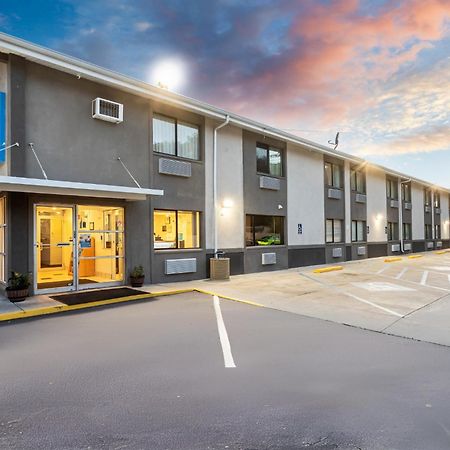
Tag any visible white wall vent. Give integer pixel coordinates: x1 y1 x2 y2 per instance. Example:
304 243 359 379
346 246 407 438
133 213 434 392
262 252 277 265
391 244 400 252
427 241 434 249
436 241 443 248
260 176 280 191
165 258 197 275
92 97 123 124
357 246 366 256
355 193 366 203
435 207 441 214
328 188 342 200
332 247 343 258
425 205 431 213
404 202 412 210
404 243 412 251
390 199 399 208
159 158 192 177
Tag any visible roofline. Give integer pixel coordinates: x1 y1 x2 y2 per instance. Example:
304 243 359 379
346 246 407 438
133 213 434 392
0 32 448 193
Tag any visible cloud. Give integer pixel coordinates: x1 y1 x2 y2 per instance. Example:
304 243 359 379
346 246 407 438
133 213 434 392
135 21 153 32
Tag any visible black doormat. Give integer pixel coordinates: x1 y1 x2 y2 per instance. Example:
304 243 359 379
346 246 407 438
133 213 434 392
50 287 146 306
37 279 96 290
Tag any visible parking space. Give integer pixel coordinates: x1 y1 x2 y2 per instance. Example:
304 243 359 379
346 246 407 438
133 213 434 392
2 291 450 449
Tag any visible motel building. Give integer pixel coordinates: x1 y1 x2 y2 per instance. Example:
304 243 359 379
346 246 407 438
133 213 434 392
0 32 448 297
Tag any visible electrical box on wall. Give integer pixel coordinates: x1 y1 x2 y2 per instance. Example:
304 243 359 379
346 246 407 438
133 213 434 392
92 97 123 124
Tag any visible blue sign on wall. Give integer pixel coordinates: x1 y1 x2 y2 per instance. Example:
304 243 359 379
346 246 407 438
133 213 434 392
0 92 5 164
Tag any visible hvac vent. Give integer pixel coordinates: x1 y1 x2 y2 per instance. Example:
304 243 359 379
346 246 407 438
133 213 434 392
391 244 400 252
404 243 412 251
92 97 123 123
404 202 412 210
355 193 367 204
425 205 431 213
261 252 276 265
357 246 366 256
165 258 197 275
328 188 342 200
436 241 443 248
390 199 399 208
435 207 441 214
332 247 343 258
260 176 280 191
427 241 434 249
159 158 192 177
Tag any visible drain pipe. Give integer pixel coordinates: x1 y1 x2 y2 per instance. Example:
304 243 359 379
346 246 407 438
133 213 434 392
213 115 230 257
399 178 411 253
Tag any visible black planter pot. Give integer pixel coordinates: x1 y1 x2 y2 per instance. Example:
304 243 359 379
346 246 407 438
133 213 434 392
6 287 29 302
130 276 145 288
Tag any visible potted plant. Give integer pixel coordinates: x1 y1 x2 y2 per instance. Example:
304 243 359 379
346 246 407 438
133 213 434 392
6 271 31 302
129 265 145 287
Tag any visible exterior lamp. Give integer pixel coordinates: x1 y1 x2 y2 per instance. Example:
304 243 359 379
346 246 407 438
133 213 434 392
220 199 233 216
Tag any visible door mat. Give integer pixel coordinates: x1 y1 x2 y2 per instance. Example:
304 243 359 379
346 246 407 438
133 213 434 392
37 279 96 290
50 287 146 306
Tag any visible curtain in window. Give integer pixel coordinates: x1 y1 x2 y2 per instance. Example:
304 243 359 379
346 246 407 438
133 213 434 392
269 148 282 176
177 122 199 160
153 116 176 155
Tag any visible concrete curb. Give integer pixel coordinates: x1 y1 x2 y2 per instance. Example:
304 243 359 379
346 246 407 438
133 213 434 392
312 266 343 274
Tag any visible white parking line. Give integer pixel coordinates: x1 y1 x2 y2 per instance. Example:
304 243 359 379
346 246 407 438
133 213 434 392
213 295 236 369
395 268 408 280
420 271 429 286
448 274 450 285
377 266 388 275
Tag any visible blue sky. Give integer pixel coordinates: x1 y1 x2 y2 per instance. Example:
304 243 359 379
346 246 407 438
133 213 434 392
1 0 449 186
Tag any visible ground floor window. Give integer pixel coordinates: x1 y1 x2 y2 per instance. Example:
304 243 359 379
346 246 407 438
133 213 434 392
425 224 432 240
0 197 5 283
435 224 441 239
326 219 342 243
351 220 365 242
387 222 399 241
153 210 200 249
245 215 284 246
403 223 412 240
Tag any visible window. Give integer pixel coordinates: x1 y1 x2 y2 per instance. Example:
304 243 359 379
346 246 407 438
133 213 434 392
434 193 440 208
153 210 200 249
403 223 412 240
435 224 441 239
256 144 282 176
245 215 284 246
0 197 5 282
387 222 399 241
326 219 343 243
351 220 366 242
153 114 199 160
425 224 433 240
324 162 342 188
402 183 411 202
350 169 366 193
386 179 398 200
424 189 431 206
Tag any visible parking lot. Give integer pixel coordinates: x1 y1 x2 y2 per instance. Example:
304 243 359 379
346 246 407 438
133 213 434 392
2 291 450 449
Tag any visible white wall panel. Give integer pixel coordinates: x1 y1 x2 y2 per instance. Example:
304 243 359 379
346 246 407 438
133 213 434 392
366 167 387 243
440 192 449 239
411 182 424 240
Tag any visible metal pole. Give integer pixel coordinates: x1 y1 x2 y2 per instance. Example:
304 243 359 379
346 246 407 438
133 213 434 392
28 143 48 180
117 157 141 189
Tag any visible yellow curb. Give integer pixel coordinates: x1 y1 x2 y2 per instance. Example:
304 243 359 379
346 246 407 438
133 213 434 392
313 266 343 274
435 250 448 255
408 254 423 259
194 288 264 308
384 257 402 262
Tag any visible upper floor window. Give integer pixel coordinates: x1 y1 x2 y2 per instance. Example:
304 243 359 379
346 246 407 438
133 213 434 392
350 169 365 193
245 215 284 246
401 183 411 202
387 222 399 241
153 114 199 160
324 162 342 188
153 209 200 249
256 144 282 177
434 193 440 208
386 179 398 200
326 219 343 243
424 189 431 206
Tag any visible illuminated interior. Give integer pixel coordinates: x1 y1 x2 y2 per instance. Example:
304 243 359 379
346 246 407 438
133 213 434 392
153 210 200 249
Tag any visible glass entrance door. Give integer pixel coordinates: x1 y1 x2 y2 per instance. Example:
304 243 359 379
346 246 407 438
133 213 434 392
35 205 75 293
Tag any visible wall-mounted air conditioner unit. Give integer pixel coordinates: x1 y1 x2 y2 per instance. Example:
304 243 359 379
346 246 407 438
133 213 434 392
404 243 412 251
92 97 123 124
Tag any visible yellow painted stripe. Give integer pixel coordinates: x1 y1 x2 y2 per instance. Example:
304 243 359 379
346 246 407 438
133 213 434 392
384 257 402 262
194 288 264 308
408 254 423 259
436 250 448 255
313 266 343 274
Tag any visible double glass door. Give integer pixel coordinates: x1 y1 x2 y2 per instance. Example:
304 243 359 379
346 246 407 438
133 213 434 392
35 204 125 294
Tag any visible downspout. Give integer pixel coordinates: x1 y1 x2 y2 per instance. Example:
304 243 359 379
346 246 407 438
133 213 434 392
213 115 230 257
399 178 411 253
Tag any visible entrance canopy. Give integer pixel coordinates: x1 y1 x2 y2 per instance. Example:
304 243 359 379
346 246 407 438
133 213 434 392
0 176 163 200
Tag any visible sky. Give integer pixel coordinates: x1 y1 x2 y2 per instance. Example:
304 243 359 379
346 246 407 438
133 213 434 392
1 0 449 186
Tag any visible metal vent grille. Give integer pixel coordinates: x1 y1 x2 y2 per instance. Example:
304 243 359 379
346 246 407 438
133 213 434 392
391 244 400 252
357 246 366 256
259 176 280 191
390 199 399 208
165 258 197 275
425 205 431 213
92 97 123 123
332 247 343 258
427 242 434 249
404 243 412 251
436 241 443 248
435 207 441 214
159 158 192 177
328 188 342 200
355 193 366 203
261 252 276 265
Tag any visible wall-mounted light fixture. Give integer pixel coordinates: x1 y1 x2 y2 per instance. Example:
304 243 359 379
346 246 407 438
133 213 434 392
278 204 283 210
220 198 234 217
